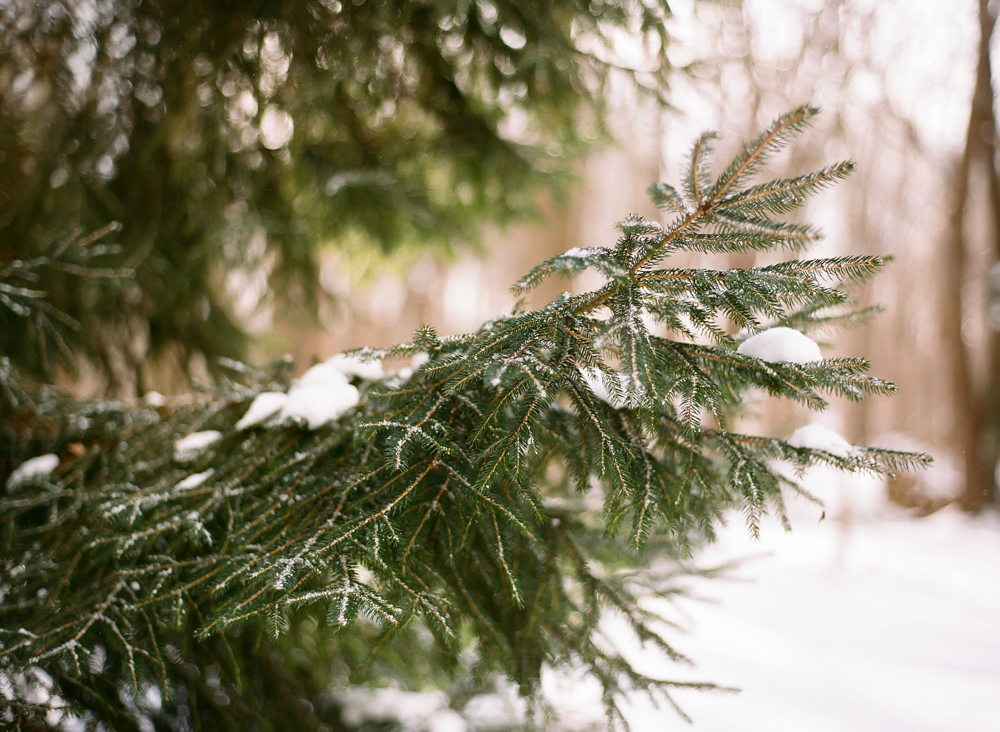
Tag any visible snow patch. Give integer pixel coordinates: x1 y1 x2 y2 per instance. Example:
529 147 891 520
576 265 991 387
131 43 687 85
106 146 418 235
58 713 87 732
738 327 822 364
140 683 162 712
235 391 288 430
425 709 467 732
29 668 53 691
636 504 1000 732
173 431 222 462
176 469 214 491
142 391 166 407
87 646 107 674
279 383 359 429
297 359 351 389
338 687 465 732
327 352 384 380
462 690 525 728
43 695 67 728
280 363 359 429
6 454 60 490
562 247 590 259
788 424 853 457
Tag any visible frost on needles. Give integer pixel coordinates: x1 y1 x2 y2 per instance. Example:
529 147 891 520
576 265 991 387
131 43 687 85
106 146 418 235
0 108 928 729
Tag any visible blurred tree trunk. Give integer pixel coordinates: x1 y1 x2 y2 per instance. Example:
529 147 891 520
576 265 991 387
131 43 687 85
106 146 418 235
950 0 1000 510
984 0 1000 510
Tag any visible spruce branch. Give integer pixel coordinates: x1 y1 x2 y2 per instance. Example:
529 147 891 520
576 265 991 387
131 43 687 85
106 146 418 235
0 111 929 730
0 223 129 371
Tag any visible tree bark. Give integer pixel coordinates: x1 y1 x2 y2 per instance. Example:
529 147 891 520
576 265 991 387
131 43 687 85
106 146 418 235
983 0 1000 509
952 0 1000 510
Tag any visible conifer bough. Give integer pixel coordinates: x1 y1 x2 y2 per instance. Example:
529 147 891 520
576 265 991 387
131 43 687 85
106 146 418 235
0 109 928 730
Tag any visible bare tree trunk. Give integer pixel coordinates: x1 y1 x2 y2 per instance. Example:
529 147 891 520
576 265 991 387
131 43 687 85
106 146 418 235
951 0 999 510
983 0 1000 509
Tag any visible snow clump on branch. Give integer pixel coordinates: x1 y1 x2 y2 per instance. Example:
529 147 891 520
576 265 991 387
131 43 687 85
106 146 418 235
6 453 60 490
234 353 381 431
175 469 214 491
142 391 166 407
737 327 822 364
173 431 222 462
235 392 289 430
326 352 384 380
787 423 854 457
279 358 360 430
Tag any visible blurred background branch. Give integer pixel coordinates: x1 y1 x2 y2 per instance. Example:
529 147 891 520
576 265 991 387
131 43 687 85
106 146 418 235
0 0 670 394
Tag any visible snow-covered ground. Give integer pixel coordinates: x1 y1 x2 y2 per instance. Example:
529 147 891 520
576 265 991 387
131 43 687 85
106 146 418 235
559 470 1000 731
341 469 1000 731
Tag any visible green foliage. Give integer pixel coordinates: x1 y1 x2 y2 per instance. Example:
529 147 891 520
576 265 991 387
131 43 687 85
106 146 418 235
0 110 927 730
0 0 672 384
0 223 128 374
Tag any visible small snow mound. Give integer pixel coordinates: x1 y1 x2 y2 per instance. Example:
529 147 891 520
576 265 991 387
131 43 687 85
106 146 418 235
57 712 86 732
296 360 351 389
339 687 450 730
87 646 106 674
6 454 60 490
29 668 53 690
282 354 377 428
173 431 222 462
140 683 162 712
142 391 166 407
327 352 384 380
738 327 822 364
462 693 524 728
235 392 288 430
562 247 590 259
44 695 67 728
176 469 214 491
788 424 853 457
280 381 359 430
425 709 467 732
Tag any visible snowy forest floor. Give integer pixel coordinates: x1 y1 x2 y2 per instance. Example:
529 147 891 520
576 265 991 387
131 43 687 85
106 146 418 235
342 469 1000 731
542 469 1000 731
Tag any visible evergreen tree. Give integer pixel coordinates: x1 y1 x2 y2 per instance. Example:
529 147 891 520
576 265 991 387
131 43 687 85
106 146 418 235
0 0 671 389
0 109 926 730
